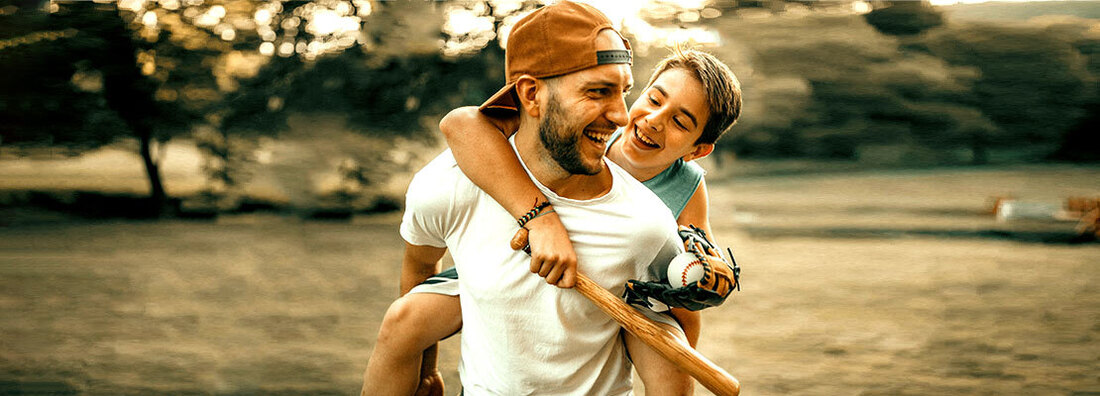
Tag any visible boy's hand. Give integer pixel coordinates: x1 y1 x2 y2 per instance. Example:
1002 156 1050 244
678 225 739 299
624 225 740 311
512 211 578 288
625 278 733 311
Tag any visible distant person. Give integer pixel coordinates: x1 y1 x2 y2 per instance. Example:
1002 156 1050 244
364 1 740 394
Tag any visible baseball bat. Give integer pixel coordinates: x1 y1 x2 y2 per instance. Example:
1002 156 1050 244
512 230 740 395
574 273 740 396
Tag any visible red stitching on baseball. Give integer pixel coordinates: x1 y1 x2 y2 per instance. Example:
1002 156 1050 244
681 260 701 286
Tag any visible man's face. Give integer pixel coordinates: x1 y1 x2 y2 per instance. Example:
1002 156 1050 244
536 29 633 176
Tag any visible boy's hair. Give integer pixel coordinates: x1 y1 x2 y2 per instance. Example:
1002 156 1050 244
645 47 742 145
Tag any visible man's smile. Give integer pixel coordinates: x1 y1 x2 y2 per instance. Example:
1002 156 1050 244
583 128 613 144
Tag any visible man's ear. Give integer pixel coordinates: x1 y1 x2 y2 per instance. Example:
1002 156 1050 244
514 75 540 118
682 143 714 162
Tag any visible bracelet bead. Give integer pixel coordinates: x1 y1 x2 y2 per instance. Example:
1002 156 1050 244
516 200 552 228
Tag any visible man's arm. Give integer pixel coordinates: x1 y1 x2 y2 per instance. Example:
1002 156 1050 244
399 242 448 295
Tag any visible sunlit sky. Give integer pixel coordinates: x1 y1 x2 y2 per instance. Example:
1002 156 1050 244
109 0 1077 62
94 0 1084 94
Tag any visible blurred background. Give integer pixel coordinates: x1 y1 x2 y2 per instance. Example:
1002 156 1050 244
1 0 1097 395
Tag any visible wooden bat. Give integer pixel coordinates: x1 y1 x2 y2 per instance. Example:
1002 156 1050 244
574 273 740 396
512 229 741 395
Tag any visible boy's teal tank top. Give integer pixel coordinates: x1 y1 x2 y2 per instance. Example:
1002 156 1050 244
608 129 705 218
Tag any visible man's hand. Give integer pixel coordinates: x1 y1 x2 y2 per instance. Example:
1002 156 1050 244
511 211 578 288
624 225 740 311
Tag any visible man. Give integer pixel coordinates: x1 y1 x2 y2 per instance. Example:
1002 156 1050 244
367 2 692 394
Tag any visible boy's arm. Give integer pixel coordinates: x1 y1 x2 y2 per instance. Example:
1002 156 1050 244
625 179 738 311
677 179 713 237
670 180 712 347
439 107 578 288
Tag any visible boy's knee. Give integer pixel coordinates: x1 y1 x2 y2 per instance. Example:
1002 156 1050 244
378 297 418 345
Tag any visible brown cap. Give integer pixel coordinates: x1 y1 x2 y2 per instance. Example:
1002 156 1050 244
479 1 632 113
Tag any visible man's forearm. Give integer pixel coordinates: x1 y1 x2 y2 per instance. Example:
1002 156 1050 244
399 264 440 296
399 242 448 295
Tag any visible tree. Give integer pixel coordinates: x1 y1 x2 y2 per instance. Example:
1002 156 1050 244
1 1 190 215
713 13 990 162
1 0 511 216
918 21 1094 155
864 1 944 37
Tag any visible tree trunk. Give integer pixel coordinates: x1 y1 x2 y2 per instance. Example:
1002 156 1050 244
138 128 167 217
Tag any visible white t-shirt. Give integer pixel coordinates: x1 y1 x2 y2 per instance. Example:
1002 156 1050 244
400 144 683 395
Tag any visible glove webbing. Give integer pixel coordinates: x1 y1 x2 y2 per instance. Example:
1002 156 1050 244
683 224 740 293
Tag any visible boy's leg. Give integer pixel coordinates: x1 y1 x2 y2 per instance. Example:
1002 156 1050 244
669 308 700 347
625 323 694 396
363 293 461 395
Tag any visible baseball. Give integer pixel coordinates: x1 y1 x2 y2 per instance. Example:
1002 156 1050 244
667 252 704 288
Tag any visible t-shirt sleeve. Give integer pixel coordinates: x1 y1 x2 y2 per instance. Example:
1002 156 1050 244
646 224 685 283
632 228 684 314
399 159 455 248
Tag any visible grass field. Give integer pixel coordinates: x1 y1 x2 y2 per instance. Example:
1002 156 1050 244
2 164 1098 395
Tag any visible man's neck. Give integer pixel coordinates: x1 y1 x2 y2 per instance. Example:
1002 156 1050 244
514 125 613 200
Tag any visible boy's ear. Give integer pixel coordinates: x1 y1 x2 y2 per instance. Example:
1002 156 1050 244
682 143 714 162
514 75 540 118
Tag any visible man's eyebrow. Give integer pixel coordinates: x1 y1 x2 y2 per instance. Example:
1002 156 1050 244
582 76 632 90
582 80 623 89
654 83 698 127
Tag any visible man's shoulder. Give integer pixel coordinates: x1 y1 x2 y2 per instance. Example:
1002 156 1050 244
412 149 458 178
407 149 480 209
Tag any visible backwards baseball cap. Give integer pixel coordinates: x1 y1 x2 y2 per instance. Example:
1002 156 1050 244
479 1 632 113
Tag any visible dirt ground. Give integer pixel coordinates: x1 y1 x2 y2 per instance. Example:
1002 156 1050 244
1 165 1098 395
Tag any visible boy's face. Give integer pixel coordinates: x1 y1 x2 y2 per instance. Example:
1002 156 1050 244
620 67 713 171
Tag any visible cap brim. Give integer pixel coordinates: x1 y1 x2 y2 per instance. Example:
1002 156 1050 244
478 81 519 114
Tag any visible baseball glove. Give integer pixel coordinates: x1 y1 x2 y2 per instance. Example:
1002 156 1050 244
624 225 740 311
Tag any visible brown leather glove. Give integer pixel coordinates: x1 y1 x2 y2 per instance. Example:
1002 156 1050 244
680 225 738 299
624 225 740 311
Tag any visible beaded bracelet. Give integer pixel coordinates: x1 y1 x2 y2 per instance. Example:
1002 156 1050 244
516 199 552 228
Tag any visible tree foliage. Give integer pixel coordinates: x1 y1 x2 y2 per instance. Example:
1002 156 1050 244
3 0 1097 217
864 1 944 37
710 8 1096 163
1 0 520 214
917 20 1095 150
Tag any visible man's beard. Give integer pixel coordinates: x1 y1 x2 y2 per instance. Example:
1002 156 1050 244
538 93 602 176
